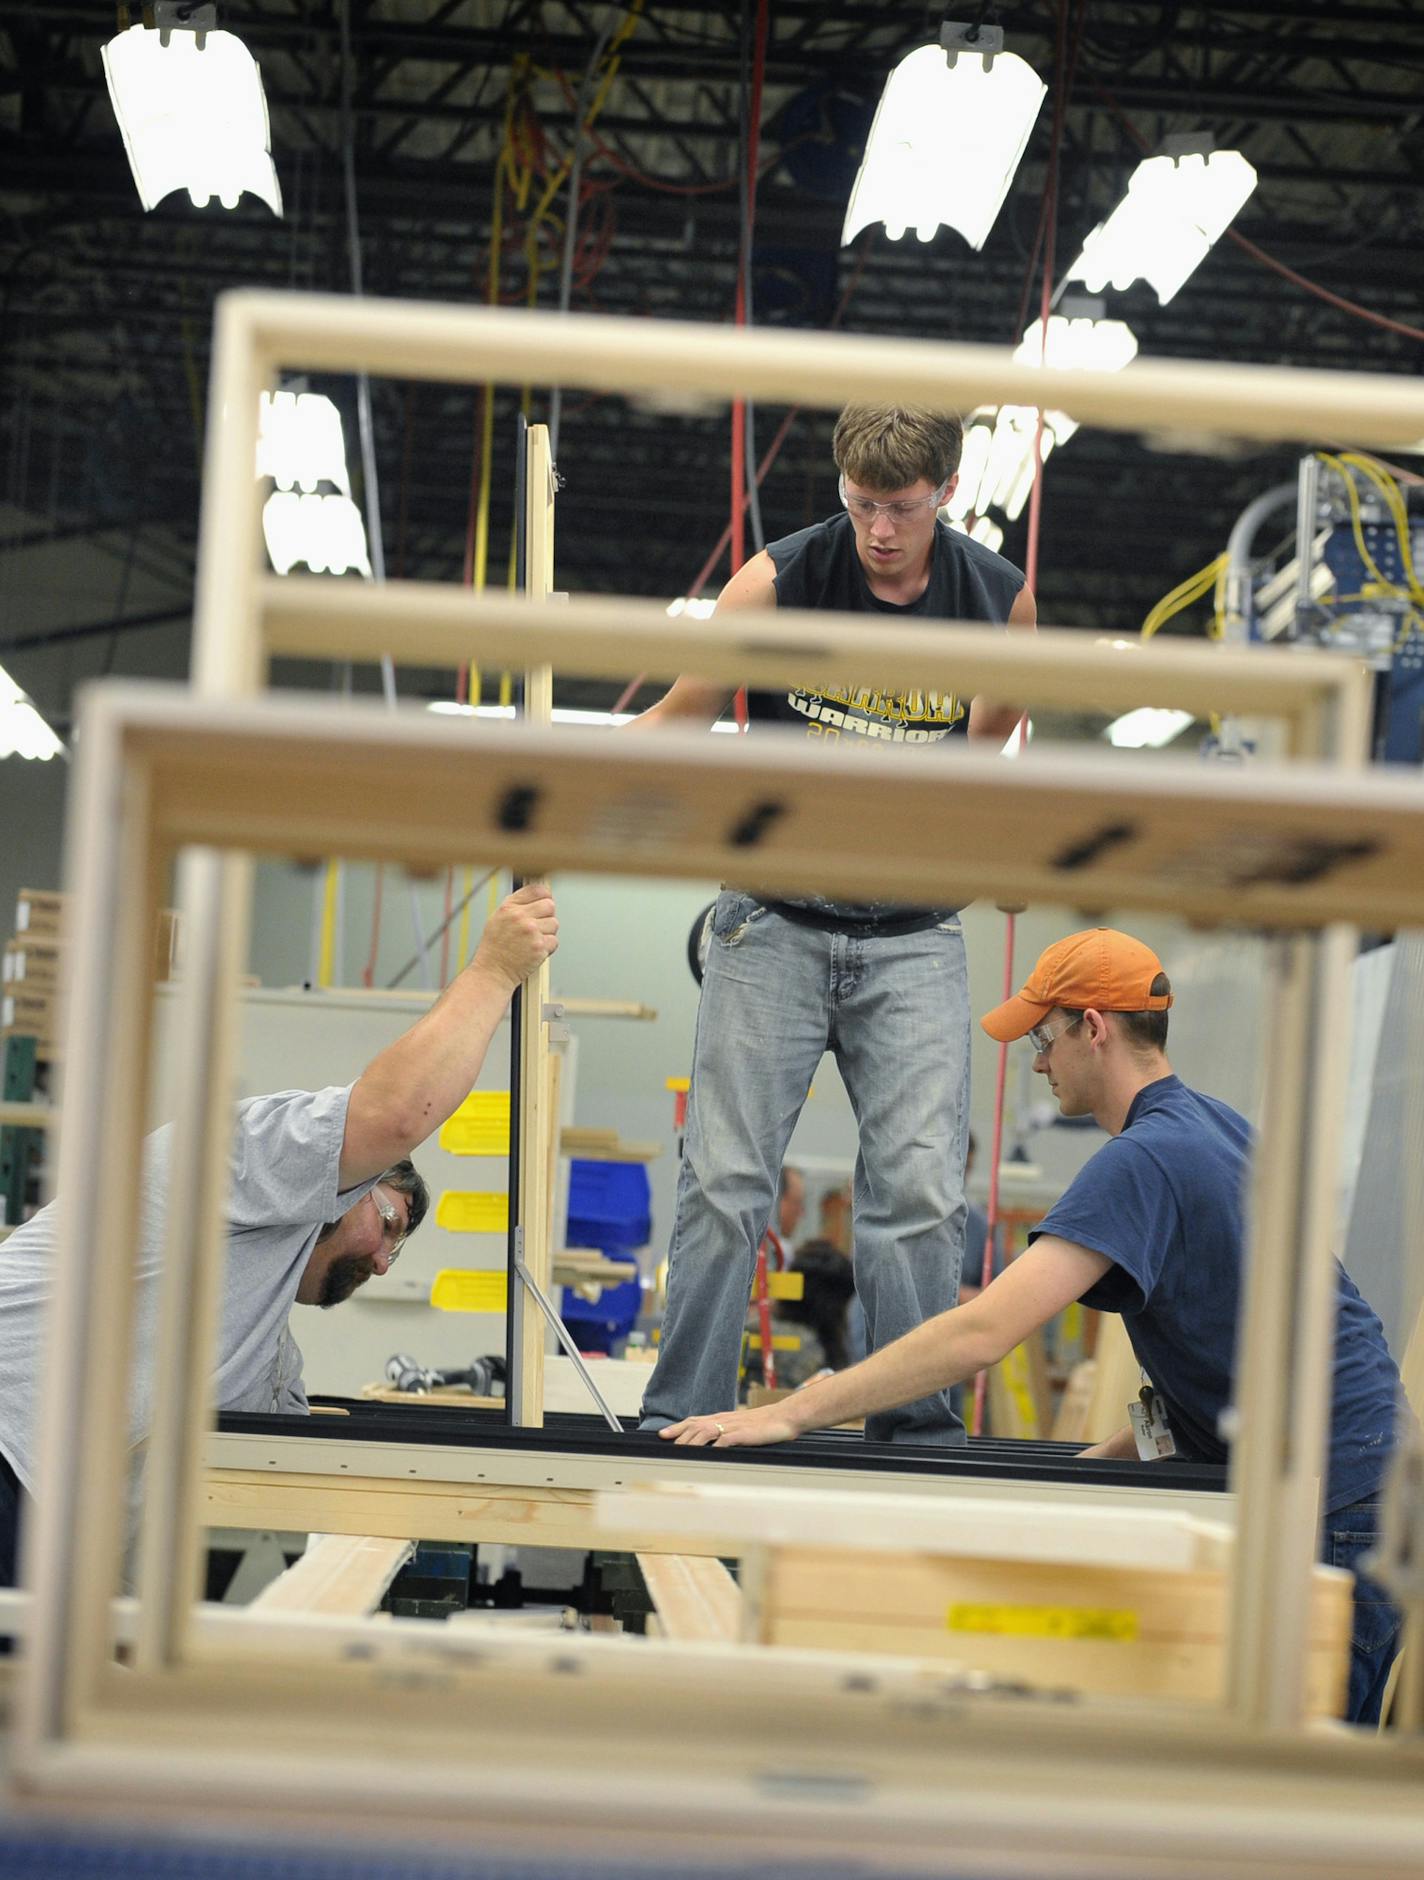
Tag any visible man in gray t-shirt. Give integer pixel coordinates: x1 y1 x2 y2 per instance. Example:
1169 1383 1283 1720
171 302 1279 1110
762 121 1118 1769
0 882 559 1587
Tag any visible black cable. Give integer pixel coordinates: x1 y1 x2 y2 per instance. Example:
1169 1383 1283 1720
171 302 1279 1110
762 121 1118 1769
738 0 765 554
384 867 500 989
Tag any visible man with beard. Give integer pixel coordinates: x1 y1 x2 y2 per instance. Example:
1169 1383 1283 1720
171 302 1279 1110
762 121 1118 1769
0 881 558 1588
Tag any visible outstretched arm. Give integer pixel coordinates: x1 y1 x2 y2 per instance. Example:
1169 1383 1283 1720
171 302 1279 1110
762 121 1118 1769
339 884 559 1187
968 582 1037 745
624 551 777 731
1080 1424 1139 1460
661 1235 1111 1446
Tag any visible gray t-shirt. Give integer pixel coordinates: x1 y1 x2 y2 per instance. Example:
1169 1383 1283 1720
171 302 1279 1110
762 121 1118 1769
0 1084 368 1495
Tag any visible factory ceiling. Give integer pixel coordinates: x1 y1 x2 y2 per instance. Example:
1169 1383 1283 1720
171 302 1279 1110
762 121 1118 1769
2 0 1422 726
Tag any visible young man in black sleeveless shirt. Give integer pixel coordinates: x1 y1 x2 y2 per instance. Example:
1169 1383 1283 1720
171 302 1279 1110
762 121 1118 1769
632 404 1035 1443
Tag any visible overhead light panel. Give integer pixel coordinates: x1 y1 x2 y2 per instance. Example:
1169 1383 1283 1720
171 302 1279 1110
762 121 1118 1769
1105 707 1195 750
842 23 1045 249
1012 313 1139 376
258 390 370 578
1065 147 1256 306
948 313 1138 525
102 4 282 215
0 664 65 762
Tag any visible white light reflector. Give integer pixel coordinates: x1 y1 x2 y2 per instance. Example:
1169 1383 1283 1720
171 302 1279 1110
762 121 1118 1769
263 494 372 578
1013 314 1139 374
1105 707 1195 749
842 43 1045 250
257 392 351 495
1066 152 1256 305
101 23 283 215
0 664 65 761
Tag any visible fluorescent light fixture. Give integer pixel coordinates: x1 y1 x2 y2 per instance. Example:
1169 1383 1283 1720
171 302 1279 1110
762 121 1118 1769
101 13 282 215
0 664 65 761
969 514 1005 552
1066 151 1256 306
262 493 372 578
842 29 1045 249
258 391 370 577
1012 314 1138 375
945 415 994 521
1105 707 1195 749
257 391 351 495
948 316 1138 525
961 404 1062 522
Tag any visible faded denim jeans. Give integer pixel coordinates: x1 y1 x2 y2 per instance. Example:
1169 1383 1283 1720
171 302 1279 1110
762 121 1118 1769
1324 1494 1401 1725
640 892 970 1444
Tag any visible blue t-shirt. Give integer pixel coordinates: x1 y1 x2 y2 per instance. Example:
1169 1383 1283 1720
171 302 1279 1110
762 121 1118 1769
1033 1075 1402 1514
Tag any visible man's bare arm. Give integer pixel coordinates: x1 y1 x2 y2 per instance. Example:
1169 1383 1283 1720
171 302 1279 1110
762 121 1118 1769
662 1235 1111 1446
339 886 558 1187
1080 1424 1140 1461
968 582 1037 744
624 551 777 731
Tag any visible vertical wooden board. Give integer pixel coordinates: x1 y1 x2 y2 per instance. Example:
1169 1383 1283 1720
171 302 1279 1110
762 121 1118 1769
137 849 255 1670
1082 1312 1142 1445
514 423 557 1425
22 730 164 1744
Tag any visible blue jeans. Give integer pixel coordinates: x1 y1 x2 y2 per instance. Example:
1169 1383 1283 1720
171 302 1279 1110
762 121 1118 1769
641 894 970 1444
1323 1493 1401 1726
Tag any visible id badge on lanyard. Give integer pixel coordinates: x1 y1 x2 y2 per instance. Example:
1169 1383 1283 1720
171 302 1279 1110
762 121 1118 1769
1128 1375 1177 1460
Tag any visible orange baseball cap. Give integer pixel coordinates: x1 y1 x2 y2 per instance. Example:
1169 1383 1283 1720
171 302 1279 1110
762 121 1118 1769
980 928 1172 1043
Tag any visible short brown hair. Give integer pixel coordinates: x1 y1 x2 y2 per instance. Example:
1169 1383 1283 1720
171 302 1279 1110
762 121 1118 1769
1061 972 1172 1053
832 403 963 492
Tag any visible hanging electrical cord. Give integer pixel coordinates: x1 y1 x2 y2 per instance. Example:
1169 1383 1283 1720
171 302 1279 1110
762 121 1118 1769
1333 451 1424 603
729 0 771 595
736 0 770 556
1087 77 1424 348
608 234 877 717
548 12 620 457
386 869 501 990
1140 553 1229 640
336 0 433 989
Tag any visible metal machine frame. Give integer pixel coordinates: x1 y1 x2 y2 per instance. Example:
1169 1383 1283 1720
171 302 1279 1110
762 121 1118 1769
11 292 1424 1874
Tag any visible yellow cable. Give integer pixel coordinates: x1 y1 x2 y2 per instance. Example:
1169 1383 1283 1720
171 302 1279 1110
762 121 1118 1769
1340 450 1424 603
1141 554 1226 640
317 859 340 988
1144 557 1224 625
1317 453 1402 600
1210 553 1230 640
1141 578 1211 639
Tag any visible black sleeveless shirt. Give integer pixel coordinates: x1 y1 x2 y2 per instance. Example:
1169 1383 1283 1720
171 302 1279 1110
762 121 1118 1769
746 513 1025 928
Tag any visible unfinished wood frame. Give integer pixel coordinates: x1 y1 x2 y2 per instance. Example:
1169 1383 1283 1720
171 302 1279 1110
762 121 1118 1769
13 290 1424 1868
15 679 1418 1801
509 421 557 1428
202 1420 1231 1557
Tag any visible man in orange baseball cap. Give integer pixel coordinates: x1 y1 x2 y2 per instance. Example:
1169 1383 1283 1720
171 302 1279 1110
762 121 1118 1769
661 926 1407 1726
981 927 1173 1044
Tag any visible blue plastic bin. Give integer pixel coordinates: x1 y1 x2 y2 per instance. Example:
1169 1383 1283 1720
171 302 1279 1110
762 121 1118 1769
566 1158 651 1252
